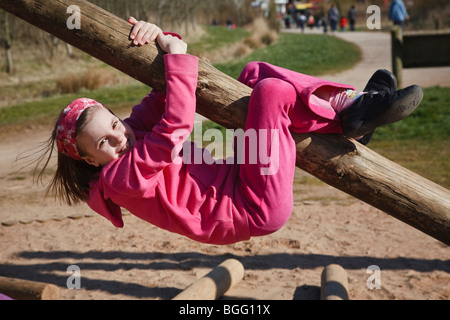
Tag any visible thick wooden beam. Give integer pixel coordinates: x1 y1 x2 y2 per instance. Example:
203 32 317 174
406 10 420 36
1 0 449 245
0 276 60 300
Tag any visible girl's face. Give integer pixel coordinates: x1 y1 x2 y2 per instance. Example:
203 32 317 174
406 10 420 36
76 106 136 167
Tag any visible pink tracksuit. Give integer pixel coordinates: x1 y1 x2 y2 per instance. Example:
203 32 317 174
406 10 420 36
87 54 353 245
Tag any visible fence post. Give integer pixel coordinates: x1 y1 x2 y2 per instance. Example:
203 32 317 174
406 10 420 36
391 26 403 88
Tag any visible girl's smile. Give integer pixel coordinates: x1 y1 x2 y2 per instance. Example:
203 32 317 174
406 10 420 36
76 106 136 167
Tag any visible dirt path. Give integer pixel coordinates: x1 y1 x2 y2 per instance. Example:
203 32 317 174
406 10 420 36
0 31 448 301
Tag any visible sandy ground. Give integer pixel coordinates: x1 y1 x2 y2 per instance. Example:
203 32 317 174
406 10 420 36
0 30 449 300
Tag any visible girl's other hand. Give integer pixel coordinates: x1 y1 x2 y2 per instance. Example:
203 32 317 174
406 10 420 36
128 17 187 54
128 16 162 46
156 34 187 55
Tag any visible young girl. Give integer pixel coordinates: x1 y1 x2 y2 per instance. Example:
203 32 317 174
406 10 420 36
39 17 423 245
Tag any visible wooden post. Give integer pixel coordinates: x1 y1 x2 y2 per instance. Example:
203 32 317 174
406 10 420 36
172 259 245 300
0 0 449 245
391 26 403 88
320 264 349 300
0 276 60 300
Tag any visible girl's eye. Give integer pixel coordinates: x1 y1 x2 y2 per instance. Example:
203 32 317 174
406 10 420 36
99 138 106 147
113 121 118 129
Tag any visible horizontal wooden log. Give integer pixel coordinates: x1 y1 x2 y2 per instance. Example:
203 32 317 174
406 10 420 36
0 276 60 300
1 0 449 245
172 259 245 300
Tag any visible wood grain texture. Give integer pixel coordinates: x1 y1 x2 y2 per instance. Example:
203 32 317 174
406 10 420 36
0 276 60 300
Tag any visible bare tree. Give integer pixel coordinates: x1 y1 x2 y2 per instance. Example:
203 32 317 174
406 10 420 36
0 9 13 73
186 0 202 34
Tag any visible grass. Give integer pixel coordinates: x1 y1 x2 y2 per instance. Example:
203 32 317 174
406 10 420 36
214 33 362 79
188 25 251 56
369 86 450 188
0 84 150 129
371 86 450 141
371 139 450 188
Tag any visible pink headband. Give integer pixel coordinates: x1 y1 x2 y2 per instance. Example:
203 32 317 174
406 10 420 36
56 98 104 160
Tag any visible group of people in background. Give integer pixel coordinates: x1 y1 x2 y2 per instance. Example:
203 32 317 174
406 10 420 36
284 4 357 33
284 0 409 33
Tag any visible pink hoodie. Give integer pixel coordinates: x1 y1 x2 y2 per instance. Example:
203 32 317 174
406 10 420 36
86 54 354 245
87 54 251 244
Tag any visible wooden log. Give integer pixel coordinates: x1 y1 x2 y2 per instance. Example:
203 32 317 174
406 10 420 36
320 264 349 300
0 0 449 245
172 259 245 300
0 276 60 300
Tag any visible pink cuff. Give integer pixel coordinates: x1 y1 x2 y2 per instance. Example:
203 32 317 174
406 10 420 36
163 31 182 40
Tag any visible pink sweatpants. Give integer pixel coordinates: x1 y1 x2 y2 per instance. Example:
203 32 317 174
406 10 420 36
236 62 350 236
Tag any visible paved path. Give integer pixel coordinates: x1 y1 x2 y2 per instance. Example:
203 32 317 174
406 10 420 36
283 28 450 90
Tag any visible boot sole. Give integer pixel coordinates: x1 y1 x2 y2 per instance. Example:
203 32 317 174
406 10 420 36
346 85 423 138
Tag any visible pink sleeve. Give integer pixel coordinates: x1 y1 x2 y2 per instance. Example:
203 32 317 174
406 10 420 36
102 54 198 191
125 90 166 133
124 31 186 132
139 54 198 171
88 53 198 225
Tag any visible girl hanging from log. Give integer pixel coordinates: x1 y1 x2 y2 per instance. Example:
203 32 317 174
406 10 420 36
36 18 423 244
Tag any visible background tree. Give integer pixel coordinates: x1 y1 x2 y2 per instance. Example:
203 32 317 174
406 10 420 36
0 9 13 73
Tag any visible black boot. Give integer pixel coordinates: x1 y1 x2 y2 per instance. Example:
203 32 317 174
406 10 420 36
364 69 397 94
356 69 397 145
341 85 423 139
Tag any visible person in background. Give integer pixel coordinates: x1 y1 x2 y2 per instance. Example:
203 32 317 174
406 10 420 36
322 16 329 33
297 11 307 32
307 14 315 30
328 4 339 32
348 5 357 31
389 0 409 28
340 16 348 31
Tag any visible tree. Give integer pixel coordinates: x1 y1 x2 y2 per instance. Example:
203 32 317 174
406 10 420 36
0 9 13 73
